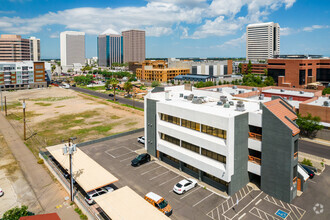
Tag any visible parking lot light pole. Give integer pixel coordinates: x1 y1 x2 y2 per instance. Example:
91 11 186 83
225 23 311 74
63 137 77 202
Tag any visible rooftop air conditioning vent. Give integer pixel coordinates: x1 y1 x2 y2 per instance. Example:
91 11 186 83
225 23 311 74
217 88 222 92
192 98 203 104
324 101 329 107
180 93 183 98
229 101 234 106
224 103 230 108
184 96 188 99
259 94 264 100
217 101 223 106
281 89 285 92
220 96 227 104
300 91 304 94
252 87 257 91
193 96 198 99
238 90 245 94
232 86 237 89
187 94 194 101
236 100 245 111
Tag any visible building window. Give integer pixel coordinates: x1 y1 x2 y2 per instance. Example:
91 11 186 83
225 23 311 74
201 148 226 163
182 141 200 153
299 70 306 85
160 113 180 125
293 165 297 180
204 172 228 186
163 154 179 163
161 133 180 146
201 124 227 139
182 119 200 131
308 69 312 76
183 163 199 173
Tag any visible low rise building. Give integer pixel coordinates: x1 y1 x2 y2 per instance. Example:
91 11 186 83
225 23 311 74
144 85 304 203
300 96 330 123
0 61 51 90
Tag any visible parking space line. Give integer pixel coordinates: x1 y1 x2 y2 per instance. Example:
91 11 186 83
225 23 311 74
309 180 316 183
217 207 220 220
180 186 201 199
159 175 179 186
105 150 116 158
231 191 263 220
239 189 243 199
193 192 213 207
116 151 135 158
120 156 135 162
242 187 246 196
149 170 170 180
134 161 154 170
141 166 161 175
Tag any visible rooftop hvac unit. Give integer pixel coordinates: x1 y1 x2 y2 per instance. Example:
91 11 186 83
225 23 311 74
220 96 227 104
236 100 245 111
300 91 304 94
217 88 222 92
324 101 329 107
229 101 234 106
184 96 188 99
180 93 183 98
259 94 264 100
224 103 230 108
193 96 198 99
192 98 203 104
289 97 293 101
281 89 285 92
252 87 257 91
217 101 224 106
232 86 237 89
230 93 235 96
187 94 194 101
238 90 245 94
165 91 170 100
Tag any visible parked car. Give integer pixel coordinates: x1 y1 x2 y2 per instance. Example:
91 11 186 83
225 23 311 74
145 192 172 216
85 186 114 205
131 153 150 167
137 136 145 144
301 164 315 179
108 93 114 97
0 187 3 197
173 178 198 194
124 94 132 98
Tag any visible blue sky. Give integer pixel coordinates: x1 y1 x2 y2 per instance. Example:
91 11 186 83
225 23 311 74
1 0 329 59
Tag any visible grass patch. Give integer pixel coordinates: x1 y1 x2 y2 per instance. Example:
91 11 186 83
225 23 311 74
7 111 42 121
74 207 88 220
107 100 144 111
301 158 313 167
55 105 65 108
125 122 138 127
35 102 52 106
31 96 76 102
0 161 19 176
110 115 121 119
90 121 102 125
78 85 105 91
6 101 22 110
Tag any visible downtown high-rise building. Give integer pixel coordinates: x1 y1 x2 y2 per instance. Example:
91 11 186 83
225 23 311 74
122 30 145 63
246 22 280 61
60 31 85 67
97 34 122 67
29 36 40 61
0 35 31 62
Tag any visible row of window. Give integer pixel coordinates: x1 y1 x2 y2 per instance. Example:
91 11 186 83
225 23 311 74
204 172 229 186
160 133 226 164
160 113 227 139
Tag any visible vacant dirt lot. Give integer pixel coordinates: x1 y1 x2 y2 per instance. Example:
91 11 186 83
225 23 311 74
3 87 144 156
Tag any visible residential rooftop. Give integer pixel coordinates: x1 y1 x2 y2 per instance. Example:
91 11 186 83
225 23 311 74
262 88 315 98
307 96 330 107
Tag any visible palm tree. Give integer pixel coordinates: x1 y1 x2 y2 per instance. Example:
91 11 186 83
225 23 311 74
110 78 119 101
123 81 133 96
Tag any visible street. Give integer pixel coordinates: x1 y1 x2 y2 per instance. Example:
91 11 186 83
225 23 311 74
70 86 145 109
299 140 330 159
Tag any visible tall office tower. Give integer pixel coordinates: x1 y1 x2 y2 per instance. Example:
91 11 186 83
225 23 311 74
0 35 30 62
60 31 85 67
97 34 122 67
246 22 280 61
29 37 40 61
122 30 145 63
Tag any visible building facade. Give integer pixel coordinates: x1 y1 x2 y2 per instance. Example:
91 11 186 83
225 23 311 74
122 30 145 63
29 37 40 61
241 63 267 74
246 22 280 61
60 31 85 70
0 61 51 90
0 35 31 62
145 85 303 203
98 34 122 67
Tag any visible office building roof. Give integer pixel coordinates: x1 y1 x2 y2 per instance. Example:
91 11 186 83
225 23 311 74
306 96 330 107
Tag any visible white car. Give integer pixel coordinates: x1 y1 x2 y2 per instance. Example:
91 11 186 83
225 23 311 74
137 136 145 144
0 188 3 197
84 186 114 205
173 178 198 194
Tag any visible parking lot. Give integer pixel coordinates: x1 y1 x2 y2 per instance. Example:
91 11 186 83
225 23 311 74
78 131 328 220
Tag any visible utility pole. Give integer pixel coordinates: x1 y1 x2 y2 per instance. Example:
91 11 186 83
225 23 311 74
4 96 7 116
23 99 26 141
62 137 77 202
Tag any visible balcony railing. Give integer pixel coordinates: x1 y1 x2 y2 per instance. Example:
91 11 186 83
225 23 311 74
294 152 298 158
249 132 262 141
293 176 297 184
248 155 261 165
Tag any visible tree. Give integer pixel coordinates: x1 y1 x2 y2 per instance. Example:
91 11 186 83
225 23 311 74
151 81 161 87
238 63 242 73
247 60 252 74
51 64 56 73
296 113 323 138
3 206 34 220
171 80 174 85
322 87 330 95
109 78 119 100
123 81 133 95
263 68 268 76
218 80 222 85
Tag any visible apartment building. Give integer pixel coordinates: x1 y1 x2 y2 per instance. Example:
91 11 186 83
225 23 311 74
97 34 122 67
122 30 145 63
0 35 31 62
246 22 280 61
29 37 40 61
145 85 305 203
60 31 85 71
0 61 51 90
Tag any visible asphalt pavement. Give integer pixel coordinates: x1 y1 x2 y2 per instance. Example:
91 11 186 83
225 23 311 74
299 140 330 159
70 86 144 109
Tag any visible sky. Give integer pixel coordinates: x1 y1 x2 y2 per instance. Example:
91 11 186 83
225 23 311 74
1 0 329 59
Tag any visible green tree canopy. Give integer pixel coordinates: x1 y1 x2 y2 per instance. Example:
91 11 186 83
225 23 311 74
74 74 94 85
238 63 242 74
3 206 34 220
151 81 161 87
322 87 330 95
296 113 323 138
247 60 252 74
123 81 133 94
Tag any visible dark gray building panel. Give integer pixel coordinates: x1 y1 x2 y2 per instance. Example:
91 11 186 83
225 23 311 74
146 99 158 157
228 113 249 195
261 105 298 203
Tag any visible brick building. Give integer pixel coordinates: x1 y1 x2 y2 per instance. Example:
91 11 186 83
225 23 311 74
241 63 267 74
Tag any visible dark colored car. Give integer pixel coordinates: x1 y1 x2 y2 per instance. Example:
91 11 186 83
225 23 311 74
71 84 76 87
108 93 114 97
301 164 315 179
131 153 151 167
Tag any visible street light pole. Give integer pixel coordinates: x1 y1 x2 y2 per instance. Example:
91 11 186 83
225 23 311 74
23 99 26 141
63 137 77 202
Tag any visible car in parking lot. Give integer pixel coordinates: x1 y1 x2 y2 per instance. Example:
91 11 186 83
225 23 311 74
173 178 198 194
85 185 114 205
108 93 114 97
131 153 150 167
0 187 3 197
137 136 145 144
301 164 315 179
145 192 172 216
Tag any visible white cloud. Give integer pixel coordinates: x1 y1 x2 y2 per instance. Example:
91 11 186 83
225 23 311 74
303 25 329 32
215 33 246 48
49 33 59 38
280 27 293 36
101 28 119 35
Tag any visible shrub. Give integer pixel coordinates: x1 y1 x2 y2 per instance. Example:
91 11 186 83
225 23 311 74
301 158 313 167
37 158 44 164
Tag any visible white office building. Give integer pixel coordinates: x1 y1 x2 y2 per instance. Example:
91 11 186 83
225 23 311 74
246 22 280 61
29 37 40 61
60 31 85 71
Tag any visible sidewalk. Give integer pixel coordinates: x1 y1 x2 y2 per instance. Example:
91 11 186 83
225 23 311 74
0 113 80 220
301 137 330 147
